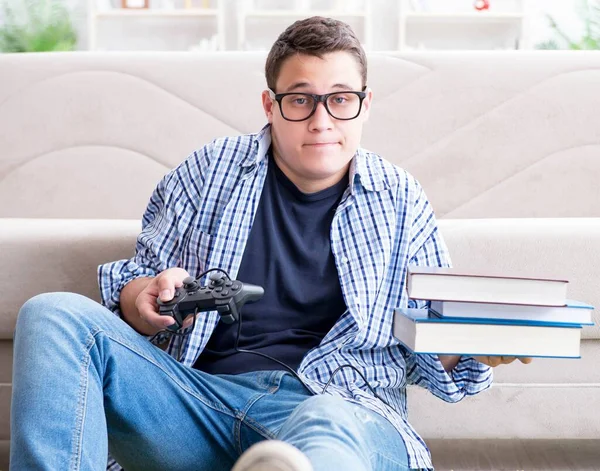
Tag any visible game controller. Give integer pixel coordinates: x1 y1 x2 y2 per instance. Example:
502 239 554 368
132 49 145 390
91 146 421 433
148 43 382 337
157 272 264 331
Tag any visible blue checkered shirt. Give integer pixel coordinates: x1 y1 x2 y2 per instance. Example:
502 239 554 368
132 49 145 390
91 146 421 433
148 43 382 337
98 125 492 470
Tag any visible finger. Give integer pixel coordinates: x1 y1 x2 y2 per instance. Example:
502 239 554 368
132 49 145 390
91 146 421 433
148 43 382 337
173 277 185 288
519 357 533 364
501 356 517 364
156 276 177 302
489 356 502 367
137 295 176 329
136 295 157 323
145 309 177 329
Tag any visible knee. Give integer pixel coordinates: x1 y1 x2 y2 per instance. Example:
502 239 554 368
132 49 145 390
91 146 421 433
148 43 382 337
278 394 371 464
285 395 363 436
17 292 92 332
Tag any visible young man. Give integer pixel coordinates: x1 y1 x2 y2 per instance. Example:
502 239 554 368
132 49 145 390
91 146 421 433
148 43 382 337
10 16 530 471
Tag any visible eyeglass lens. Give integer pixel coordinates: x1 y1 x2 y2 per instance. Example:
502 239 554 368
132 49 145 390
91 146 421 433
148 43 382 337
280 93 362 120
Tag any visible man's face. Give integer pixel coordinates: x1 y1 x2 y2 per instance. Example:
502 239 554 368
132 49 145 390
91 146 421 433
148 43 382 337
262 51 372 193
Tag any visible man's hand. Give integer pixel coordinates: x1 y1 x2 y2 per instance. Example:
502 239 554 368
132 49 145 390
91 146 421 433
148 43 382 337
123 267 196 335
474 356 533 367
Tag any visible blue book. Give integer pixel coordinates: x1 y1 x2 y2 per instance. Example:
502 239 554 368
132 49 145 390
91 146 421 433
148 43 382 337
393 308 582 358
429 299 594 326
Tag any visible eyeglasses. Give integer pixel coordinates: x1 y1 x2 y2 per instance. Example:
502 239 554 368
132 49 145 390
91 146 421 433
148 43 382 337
268 88 367 122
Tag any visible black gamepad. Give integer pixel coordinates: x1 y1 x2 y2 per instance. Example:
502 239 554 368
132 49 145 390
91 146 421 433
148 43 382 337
157 272 264 331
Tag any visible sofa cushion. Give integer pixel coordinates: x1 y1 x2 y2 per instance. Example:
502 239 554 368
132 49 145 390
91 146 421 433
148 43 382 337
1 217 598 339
0 218 140 338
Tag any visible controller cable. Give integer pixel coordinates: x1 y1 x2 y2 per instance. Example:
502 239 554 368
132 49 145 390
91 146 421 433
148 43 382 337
149 268 395 412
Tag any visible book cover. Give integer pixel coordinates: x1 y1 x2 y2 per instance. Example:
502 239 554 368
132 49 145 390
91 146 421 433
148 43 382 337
429 299 594 326
407 266 569 306
408 266 569 283
393 308 582 358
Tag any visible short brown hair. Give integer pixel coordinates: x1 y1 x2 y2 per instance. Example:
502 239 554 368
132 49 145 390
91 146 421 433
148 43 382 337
265 16 367 91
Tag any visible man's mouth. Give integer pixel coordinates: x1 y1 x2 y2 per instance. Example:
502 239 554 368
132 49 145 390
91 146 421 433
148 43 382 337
304 142 339 147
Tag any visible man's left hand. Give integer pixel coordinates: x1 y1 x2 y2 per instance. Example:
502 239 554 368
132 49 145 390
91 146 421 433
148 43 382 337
474 356 533 367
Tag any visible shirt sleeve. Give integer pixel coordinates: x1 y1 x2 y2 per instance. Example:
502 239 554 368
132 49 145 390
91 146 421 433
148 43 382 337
402 179 493 402
97 146 209 317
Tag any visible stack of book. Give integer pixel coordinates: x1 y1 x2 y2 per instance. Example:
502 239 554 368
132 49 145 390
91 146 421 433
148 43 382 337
393 266 595 359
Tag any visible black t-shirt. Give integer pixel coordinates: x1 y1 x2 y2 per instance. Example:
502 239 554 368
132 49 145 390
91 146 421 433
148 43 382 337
193 150 348 374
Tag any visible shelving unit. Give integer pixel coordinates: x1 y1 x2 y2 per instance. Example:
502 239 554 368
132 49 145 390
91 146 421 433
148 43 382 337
86 0 534 52
404 12 524 22
236 0 373 51
93 8 219 17
398 0 530 50
87 0 226 51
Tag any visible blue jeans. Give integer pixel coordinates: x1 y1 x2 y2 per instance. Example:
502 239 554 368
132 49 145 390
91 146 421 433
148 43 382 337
10 292 411 471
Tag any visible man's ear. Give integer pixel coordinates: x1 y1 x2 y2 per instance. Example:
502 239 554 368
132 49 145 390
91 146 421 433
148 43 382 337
361 88 373 121
262 90 275 124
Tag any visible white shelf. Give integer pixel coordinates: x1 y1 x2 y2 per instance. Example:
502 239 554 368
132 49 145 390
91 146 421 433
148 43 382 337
241 10 367 19
88 0 534 52
94 8 219 18
398 0 530 50
88 0 225 51
237 2 373 51
405 12 524 23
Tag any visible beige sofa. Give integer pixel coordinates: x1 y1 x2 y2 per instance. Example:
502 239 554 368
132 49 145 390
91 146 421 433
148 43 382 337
1 51 600 470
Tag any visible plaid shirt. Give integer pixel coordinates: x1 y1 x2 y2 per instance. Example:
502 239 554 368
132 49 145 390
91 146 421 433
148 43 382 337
98 125 492 470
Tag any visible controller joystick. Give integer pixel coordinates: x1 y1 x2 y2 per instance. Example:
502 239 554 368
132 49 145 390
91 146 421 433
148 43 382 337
183 276 199 291
209 271 226 287
157 272 264 331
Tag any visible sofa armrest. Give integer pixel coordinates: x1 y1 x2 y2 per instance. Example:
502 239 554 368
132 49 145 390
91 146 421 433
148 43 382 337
438 218 600 339
0 218 140 339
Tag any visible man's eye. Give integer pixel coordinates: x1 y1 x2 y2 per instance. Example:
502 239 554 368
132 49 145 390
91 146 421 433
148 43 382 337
330 94 355 105
294 97 307 105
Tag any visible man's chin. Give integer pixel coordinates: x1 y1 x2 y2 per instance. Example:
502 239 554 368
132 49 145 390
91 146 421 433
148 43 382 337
303 143 342 156
303 151 351 167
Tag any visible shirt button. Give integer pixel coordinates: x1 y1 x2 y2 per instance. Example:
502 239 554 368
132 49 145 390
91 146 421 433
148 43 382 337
342 256 349 264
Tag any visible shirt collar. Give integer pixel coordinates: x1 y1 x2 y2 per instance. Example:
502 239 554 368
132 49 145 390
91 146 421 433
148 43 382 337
239 124 271 168
349 147 389 193
240 124 389 193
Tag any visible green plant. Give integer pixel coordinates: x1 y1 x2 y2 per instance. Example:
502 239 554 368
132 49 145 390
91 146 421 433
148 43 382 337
0 0 77 52
536 0 600 50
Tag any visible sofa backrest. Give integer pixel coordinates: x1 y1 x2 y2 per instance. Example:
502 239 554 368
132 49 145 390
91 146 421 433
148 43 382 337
1 51 600 219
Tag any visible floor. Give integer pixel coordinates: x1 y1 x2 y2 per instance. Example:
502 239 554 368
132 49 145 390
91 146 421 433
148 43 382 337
428 439 600 471
2 439 599 470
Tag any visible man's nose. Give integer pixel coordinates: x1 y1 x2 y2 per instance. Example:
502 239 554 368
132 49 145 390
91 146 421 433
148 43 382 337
308 101 334 130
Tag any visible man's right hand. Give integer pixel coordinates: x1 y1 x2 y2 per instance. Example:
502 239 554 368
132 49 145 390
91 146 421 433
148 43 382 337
135 267 194 332
120 267 194 336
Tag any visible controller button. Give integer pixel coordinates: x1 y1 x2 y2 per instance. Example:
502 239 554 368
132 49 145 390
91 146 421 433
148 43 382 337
225 281 233 287
215 287 223 292
222 289 229 296
232 284 240 290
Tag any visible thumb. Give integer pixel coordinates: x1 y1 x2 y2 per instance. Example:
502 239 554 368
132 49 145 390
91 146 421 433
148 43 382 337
156 276 176 302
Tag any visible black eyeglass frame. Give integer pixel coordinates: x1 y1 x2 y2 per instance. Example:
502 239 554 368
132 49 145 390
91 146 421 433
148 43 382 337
268 87 368 122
